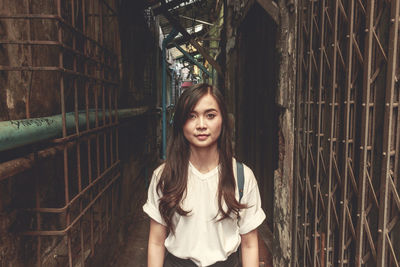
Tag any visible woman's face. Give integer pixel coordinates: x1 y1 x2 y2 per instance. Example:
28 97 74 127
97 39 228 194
183 93 222 152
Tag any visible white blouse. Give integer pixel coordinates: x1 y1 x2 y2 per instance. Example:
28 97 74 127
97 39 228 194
143 158 266 267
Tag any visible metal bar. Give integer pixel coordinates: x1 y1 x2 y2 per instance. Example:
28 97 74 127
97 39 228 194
377 0 400 266
34 150 42 267
115 89 119 162
56 0 74 264
338 0 356 265
162 28 179 159
24 154 118 215
22 172 120 236
0 14 59 19
355 0 375 265
71 0 85 264
0 13 117 57
109 86 114 165
325 0 340 265
0 43 116 70
161 9 222 75
314 0 326 264
0 66 118 85
172 42 211 76
25 0 32 119
292 0 306 264
304 0 315 264
82 0 95 257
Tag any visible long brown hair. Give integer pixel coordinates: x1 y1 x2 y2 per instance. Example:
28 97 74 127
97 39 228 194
156 83 246 233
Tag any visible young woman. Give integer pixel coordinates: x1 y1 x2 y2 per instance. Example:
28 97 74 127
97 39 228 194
143 84 265 267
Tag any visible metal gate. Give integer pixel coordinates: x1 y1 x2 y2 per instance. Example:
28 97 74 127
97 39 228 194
294 0 400 266
0 0 121 266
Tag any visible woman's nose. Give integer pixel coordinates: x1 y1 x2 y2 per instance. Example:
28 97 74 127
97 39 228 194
196 117 206 129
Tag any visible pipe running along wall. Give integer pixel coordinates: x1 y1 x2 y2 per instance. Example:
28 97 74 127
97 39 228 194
0 107 149 152
162 28 179 159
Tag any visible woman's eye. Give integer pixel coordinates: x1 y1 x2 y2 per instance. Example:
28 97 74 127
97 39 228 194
207 113 216 119
188 114 196 119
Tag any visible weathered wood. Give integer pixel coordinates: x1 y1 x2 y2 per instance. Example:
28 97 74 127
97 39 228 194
256 0 279 24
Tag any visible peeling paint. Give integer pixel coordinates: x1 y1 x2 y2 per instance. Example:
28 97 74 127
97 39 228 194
6 89 14 109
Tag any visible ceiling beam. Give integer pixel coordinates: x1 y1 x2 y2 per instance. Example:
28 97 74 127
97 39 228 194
255 0 279 24
166 27 207 48
153 0 185 15
160 8 222 75
175 50 200 60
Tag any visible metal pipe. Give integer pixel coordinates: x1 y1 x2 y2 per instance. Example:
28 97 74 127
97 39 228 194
162 28 179 159
22 172 121 236
0 107 149 152
173 42 211 77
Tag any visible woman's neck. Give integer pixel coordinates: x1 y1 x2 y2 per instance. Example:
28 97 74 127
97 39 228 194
189 146 219 174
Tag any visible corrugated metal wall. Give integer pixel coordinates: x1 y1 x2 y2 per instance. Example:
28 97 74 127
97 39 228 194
294 0 400 266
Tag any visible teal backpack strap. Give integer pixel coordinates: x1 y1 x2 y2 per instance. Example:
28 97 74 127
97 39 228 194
236 161 244 202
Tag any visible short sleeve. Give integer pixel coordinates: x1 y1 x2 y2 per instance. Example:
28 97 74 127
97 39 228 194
143 165 167 226
238 166 266 235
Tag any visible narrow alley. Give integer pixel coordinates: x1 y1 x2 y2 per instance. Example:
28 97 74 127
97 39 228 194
0 0 399 267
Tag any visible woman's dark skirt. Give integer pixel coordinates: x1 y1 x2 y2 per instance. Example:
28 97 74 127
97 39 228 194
163 250 241 267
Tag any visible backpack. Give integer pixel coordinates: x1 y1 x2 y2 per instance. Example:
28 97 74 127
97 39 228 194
236 161 244 202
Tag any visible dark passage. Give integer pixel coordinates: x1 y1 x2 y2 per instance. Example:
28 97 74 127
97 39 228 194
235 4 279 229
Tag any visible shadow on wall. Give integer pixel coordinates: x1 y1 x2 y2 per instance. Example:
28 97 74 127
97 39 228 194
235 4 279 230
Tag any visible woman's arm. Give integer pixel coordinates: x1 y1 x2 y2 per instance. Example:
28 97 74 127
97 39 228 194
240 229 259 267
148 219 167 267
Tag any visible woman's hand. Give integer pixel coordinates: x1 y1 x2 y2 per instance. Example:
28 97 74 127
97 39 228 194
240 229 259 267
148 219 167 267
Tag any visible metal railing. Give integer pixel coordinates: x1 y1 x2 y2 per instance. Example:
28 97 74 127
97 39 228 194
294 0 400 266
0 0 122 266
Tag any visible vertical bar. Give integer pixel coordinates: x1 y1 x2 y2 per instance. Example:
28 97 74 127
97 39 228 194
314 0 327 264
109 76 114 165
102 85 107 168
355 0 375 265
99 0 106 241
71 0 85 264
377 0 399 266
57 0 72 266
325 0 340 265
115 87 119 162
82 0 95 257
304 0 315 264
338 0 356 265
93 0 101 248
25 0 32 119
292 0 305 264
35 152 41 267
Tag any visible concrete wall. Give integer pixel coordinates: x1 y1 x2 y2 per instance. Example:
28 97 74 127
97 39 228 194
222 0 297 266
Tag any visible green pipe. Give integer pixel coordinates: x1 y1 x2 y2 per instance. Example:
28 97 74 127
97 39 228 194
0 107 149 152
162 29 179 160
173 43 211 77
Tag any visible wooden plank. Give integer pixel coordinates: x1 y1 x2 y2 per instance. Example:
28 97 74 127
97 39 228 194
255 0 279 24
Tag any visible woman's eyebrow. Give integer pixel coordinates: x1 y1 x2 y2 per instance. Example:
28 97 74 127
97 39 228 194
191 108 218 113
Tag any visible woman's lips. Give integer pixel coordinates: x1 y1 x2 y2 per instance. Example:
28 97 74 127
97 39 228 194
195 134 209 141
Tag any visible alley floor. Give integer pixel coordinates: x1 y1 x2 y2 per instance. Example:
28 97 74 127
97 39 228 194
110 211 150 267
